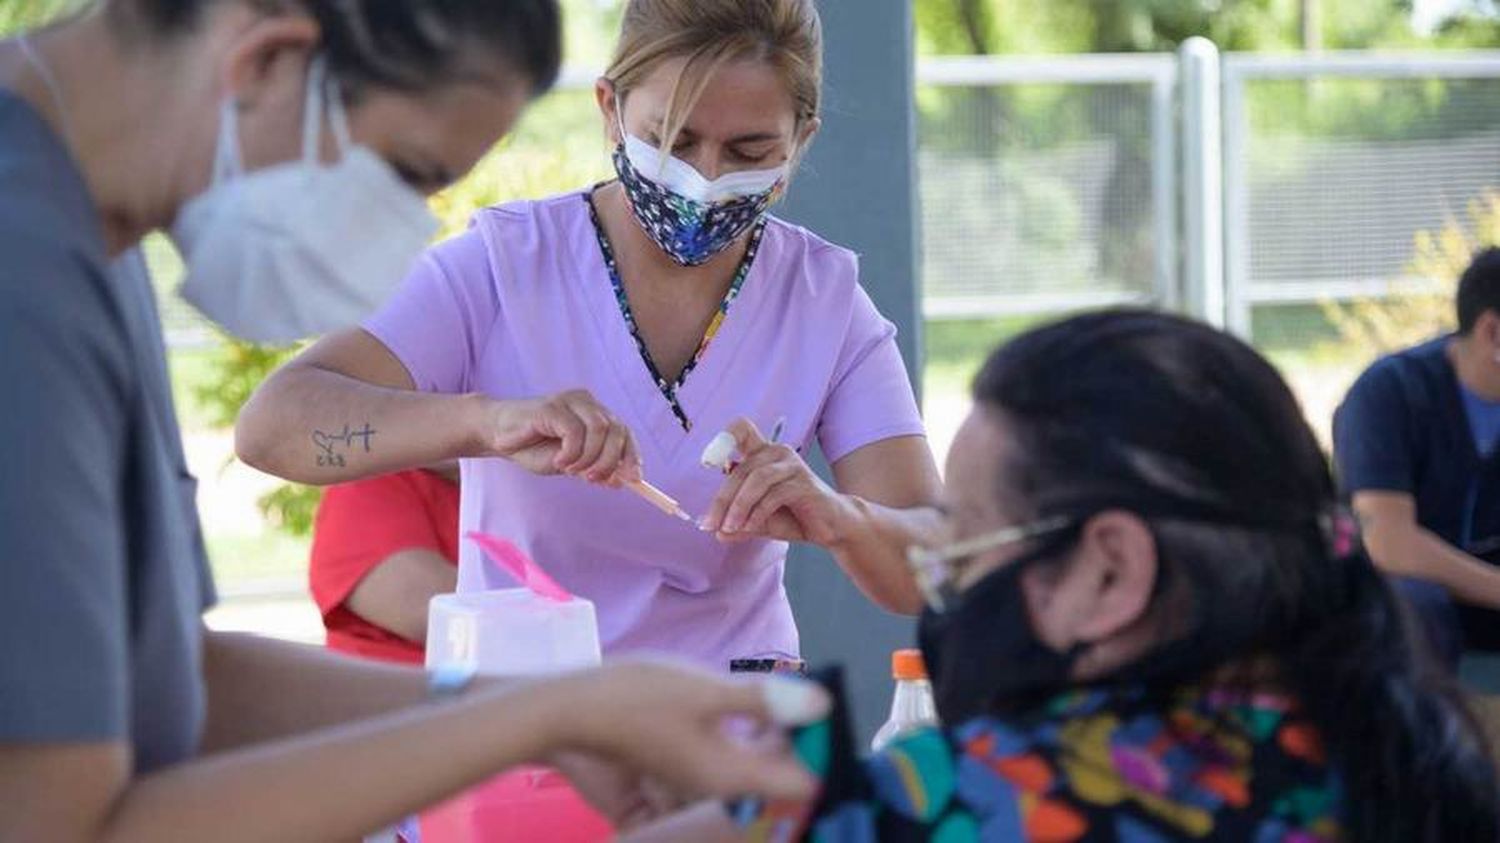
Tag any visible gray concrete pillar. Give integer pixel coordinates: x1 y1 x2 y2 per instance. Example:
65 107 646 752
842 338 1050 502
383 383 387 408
777 0 924 743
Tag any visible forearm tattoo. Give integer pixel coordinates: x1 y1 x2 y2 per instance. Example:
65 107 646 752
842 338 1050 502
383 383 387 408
312 423 377 468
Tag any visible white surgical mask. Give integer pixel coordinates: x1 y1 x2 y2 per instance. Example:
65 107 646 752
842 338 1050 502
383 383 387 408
620 133 787 205
172 57 438 344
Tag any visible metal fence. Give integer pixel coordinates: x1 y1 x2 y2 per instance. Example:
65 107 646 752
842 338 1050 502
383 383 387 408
915 55 1178 319
1220 51 1500 337
916 47 1500 336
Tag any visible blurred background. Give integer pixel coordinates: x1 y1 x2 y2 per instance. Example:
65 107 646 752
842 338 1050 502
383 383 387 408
3 0 1499 641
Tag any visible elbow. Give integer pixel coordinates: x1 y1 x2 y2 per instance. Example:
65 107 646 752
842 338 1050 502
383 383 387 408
1362 529 1419 579
233 376 301 480
232 396 276 475
232 423 268 475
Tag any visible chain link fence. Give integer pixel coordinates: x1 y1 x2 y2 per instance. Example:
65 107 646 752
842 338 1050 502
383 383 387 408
916 56 1178 319
1222 53 1500 345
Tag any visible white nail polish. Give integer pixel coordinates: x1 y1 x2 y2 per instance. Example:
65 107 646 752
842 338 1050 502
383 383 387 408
762 677 830 726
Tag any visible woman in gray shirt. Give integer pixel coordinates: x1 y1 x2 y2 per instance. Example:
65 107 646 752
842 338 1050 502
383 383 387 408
0 2 825 840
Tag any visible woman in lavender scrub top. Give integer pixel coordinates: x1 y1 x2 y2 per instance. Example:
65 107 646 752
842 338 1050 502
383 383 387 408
238 0 943 670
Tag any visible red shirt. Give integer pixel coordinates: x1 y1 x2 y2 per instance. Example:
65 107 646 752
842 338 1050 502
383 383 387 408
309 470 460 665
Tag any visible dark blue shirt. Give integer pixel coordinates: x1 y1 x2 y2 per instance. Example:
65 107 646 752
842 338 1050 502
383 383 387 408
1332 337 1500 660
1333 337 1500 557
1461 385 1500 458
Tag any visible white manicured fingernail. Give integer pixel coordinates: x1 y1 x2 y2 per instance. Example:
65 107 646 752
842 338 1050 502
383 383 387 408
762 677 830 725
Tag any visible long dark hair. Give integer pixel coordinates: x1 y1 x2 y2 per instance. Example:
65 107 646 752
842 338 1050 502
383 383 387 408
108 0 562 96
974 308 1499 842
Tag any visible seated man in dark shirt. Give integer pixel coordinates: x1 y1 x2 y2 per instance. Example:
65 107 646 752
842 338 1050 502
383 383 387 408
1334 247 1500 666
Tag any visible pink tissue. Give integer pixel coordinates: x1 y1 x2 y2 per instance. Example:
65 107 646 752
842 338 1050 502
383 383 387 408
466 531 572 603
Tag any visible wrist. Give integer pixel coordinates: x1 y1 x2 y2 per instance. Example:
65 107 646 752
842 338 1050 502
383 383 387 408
457 393 502 457
825 493 873 554
536 671 612 762
483 675 585 766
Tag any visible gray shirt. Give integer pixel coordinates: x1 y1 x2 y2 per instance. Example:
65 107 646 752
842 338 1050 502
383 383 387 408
0 90 215 772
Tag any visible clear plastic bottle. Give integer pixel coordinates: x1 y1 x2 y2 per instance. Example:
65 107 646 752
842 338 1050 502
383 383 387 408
871 649 938 753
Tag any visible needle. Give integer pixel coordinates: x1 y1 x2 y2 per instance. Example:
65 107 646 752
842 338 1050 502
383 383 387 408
627 479 694 522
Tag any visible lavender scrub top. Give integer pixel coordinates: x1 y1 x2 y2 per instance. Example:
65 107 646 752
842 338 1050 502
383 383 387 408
364 191 925 669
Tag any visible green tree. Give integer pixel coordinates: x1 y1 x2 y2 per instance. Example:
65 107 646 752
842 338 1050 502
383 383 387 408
1324 191 1500 357
913 0 1457 56
913 0 1497 294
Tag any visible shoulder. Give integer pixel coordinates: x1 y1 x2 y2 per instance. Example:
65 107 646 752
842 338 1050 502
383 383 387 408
1344 338 1450 411
0 96 137 371
468 190 593 247
0 227 129 398
411 192 591 282
323 469 434 507
439 191 594 285
407 469 461 508
0 93 104 271
761 215 862 296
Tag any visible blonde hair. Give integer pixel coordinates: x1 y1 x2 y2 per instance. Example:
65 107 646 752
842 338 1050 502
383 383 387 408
605 0 822 153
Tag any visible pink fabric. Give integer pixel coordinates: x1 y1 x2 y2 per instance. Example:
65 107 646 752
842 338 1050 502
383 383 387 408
467 532 572 602
364 191 924 668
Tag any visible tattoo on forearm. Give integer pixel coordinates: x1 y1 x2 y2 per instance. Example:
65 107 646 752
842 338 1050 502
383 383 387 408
312 423 377 468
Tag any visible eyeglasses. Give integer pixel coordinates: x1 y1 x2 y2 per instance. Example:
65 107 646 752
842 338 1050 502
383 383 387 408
905 516 1074 613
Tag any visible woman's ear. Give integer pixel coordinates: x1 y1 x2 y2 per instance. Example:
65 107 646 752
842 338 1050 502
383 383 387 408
796 115 821 151
220 13 321 107
1025 510 1158 658
1070 511 1159 643
596 78 621 144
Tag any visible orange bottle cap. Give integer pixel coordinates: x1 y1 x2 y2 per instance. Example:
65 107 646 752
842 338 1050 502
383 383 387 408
892 649 927 681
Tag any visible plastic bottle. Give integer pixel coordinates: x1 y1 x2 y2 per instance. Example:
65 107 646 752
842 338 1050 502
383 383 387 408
871 649 938 753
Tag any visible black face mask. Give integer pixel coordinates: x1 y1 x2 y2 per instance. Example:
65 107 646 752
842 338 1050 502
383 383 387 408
917 552 1083 726
918 531 1245 727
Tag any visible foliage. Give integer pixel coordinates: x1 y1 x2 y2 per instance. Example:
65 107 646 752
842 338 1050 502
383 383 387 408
0 0 74 35
1322 191 1500 356
186 334 311 532
192 85 610 538
912 0 1496 57
256 482 320 537
916 0 1500 150
429 94 612 238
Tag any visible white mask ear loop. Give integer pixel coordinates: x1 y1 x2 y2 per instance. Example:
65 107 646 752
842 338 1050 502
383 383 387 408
324 65 353 156
213 99 244 183
300 56 335 164
615 90 671 182
613 91 633 152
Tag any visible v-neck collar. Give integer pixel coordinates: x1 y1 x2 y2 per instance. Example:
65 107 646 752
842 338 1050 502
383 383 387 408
577 189 769 456
1441 337 1490 468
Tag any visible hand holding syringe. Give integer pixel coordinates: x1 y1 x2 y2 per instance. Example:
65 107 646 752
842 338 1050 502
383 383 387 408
624 417 786 526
